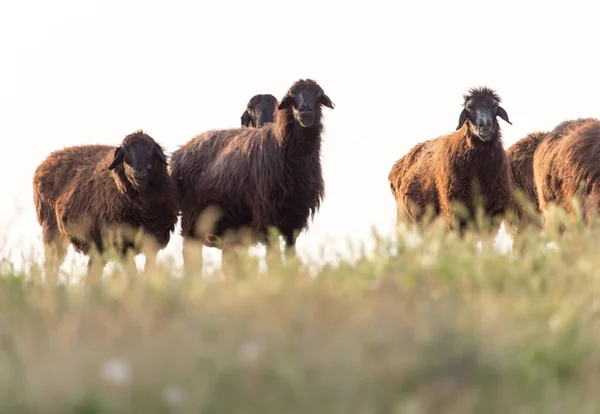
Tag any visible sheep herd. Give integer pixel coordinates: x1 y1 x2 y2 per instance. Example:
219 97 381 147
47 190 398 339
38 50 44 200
390 87 600 238
32 79 600 281
33 79 332 280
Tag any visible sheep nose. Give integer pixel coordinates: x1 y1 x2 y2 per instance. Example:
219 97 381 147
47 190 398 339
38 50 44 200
478 119 492 129
133 170 147 183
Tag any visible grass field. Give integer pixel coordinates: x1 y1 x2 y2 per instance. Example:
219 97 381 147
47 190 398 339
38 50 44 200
2 208 600 413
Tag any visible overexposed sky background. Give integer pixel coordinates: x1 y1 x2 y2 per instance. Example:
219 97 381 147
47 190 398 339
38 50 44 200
1 0 598 272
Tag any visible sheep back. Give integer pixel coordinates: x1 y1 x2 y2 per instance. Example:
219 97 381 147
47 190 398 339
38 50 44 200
170 125 287 244
533 118 600 219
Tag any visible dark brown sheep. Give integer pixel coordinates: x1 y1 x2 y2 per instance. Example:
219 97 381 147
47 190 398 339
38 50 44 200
388 86 513 235
241 94 278 128
533 118 600 225
33 131 178 282
170 79 334 274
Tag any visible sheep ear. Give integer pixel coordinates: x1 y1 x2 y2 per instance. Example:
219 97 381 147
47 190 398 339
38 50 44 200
153 144 168 165
108 147 124 170
456 109 468 130
319 93 335 109
497 106 512 125
241 109 253 127
278 95 294 110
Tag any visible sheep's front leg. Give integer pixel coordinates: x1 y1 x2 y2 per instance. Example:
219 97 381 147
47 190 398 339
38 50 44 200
122 252 140 278
143 249 159 276
264 229 284 274
221 243 237 279
284 234 296 255
182 236 203 278
281 229 302 271
42 229 69 284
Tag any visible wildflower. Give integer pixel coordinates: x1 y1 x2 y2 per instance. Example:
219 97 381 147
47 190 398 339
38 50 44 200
238 340 263 364
549 313 563 332
162 385 186 408
100 357 132 386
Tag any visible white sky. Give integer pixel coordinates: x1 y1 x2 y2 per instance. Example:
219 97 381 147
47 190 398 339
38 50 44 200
1 0 598 272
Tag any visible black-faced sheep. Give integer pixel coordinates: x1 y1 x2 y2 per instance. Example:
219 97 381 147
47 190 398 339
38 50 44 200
241 94 278 128
388 87 513 235
33 131 178 282
170 79 334 274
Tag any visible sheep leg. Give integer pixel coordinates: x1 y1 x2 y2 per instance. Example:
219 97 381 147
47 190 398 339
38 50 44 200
182 236 203 278
281 229 301 270
122 251 140 278
42 229 68 284
221 243 237 279
283 230 297 251
143 250 159 275
220 229 246 279
265 236 284 273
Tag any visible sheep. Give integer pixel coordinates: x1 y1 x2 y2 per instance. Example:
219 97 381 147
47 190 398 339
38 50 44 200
504 131 547 231
241 94 278 128
170 79 334 275
33 130 179 282
388 86 513 235
533 118 600 227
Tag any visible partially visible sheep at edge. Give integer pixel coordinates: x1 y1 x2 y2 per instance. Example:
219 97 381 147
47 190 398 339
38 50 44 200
32 130 179 282
241 94 278 128
388 86 513 236
170 79 334 276
533 118 600 228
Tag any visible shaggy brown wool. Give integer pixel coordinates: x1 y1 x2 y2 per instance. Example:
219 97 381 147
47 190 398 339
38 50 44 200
504 131 547 231
389 87 513 234
533 118 600 224
507 131 547 210
33 131 178 281
170 79 334 272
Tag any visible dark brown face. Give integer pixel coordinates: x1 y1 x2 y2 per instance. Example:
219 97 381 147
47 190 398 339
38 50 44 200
278 80 334 128
108 133 168 188
241 94 277 128
457 93 512 142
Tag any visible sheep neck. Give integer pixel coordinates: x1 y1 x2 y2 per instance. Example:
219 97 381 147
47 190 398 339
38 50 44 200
272 108 325 220
276 109 323 163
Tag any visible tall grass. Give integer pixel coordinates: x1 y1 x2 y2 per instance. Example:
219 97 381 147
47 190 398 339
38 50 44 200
2 206 600 413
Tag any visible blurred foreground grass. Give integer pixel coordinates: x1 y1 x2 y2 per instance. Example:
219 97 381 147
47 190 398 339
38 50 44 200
2 210 600 413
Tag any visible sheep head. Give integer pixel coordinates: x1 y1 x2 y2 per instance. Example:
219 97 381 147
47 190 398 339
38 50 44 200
457 86 512 142
278 79 334 128
241 94 278 128
108 130 168 189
